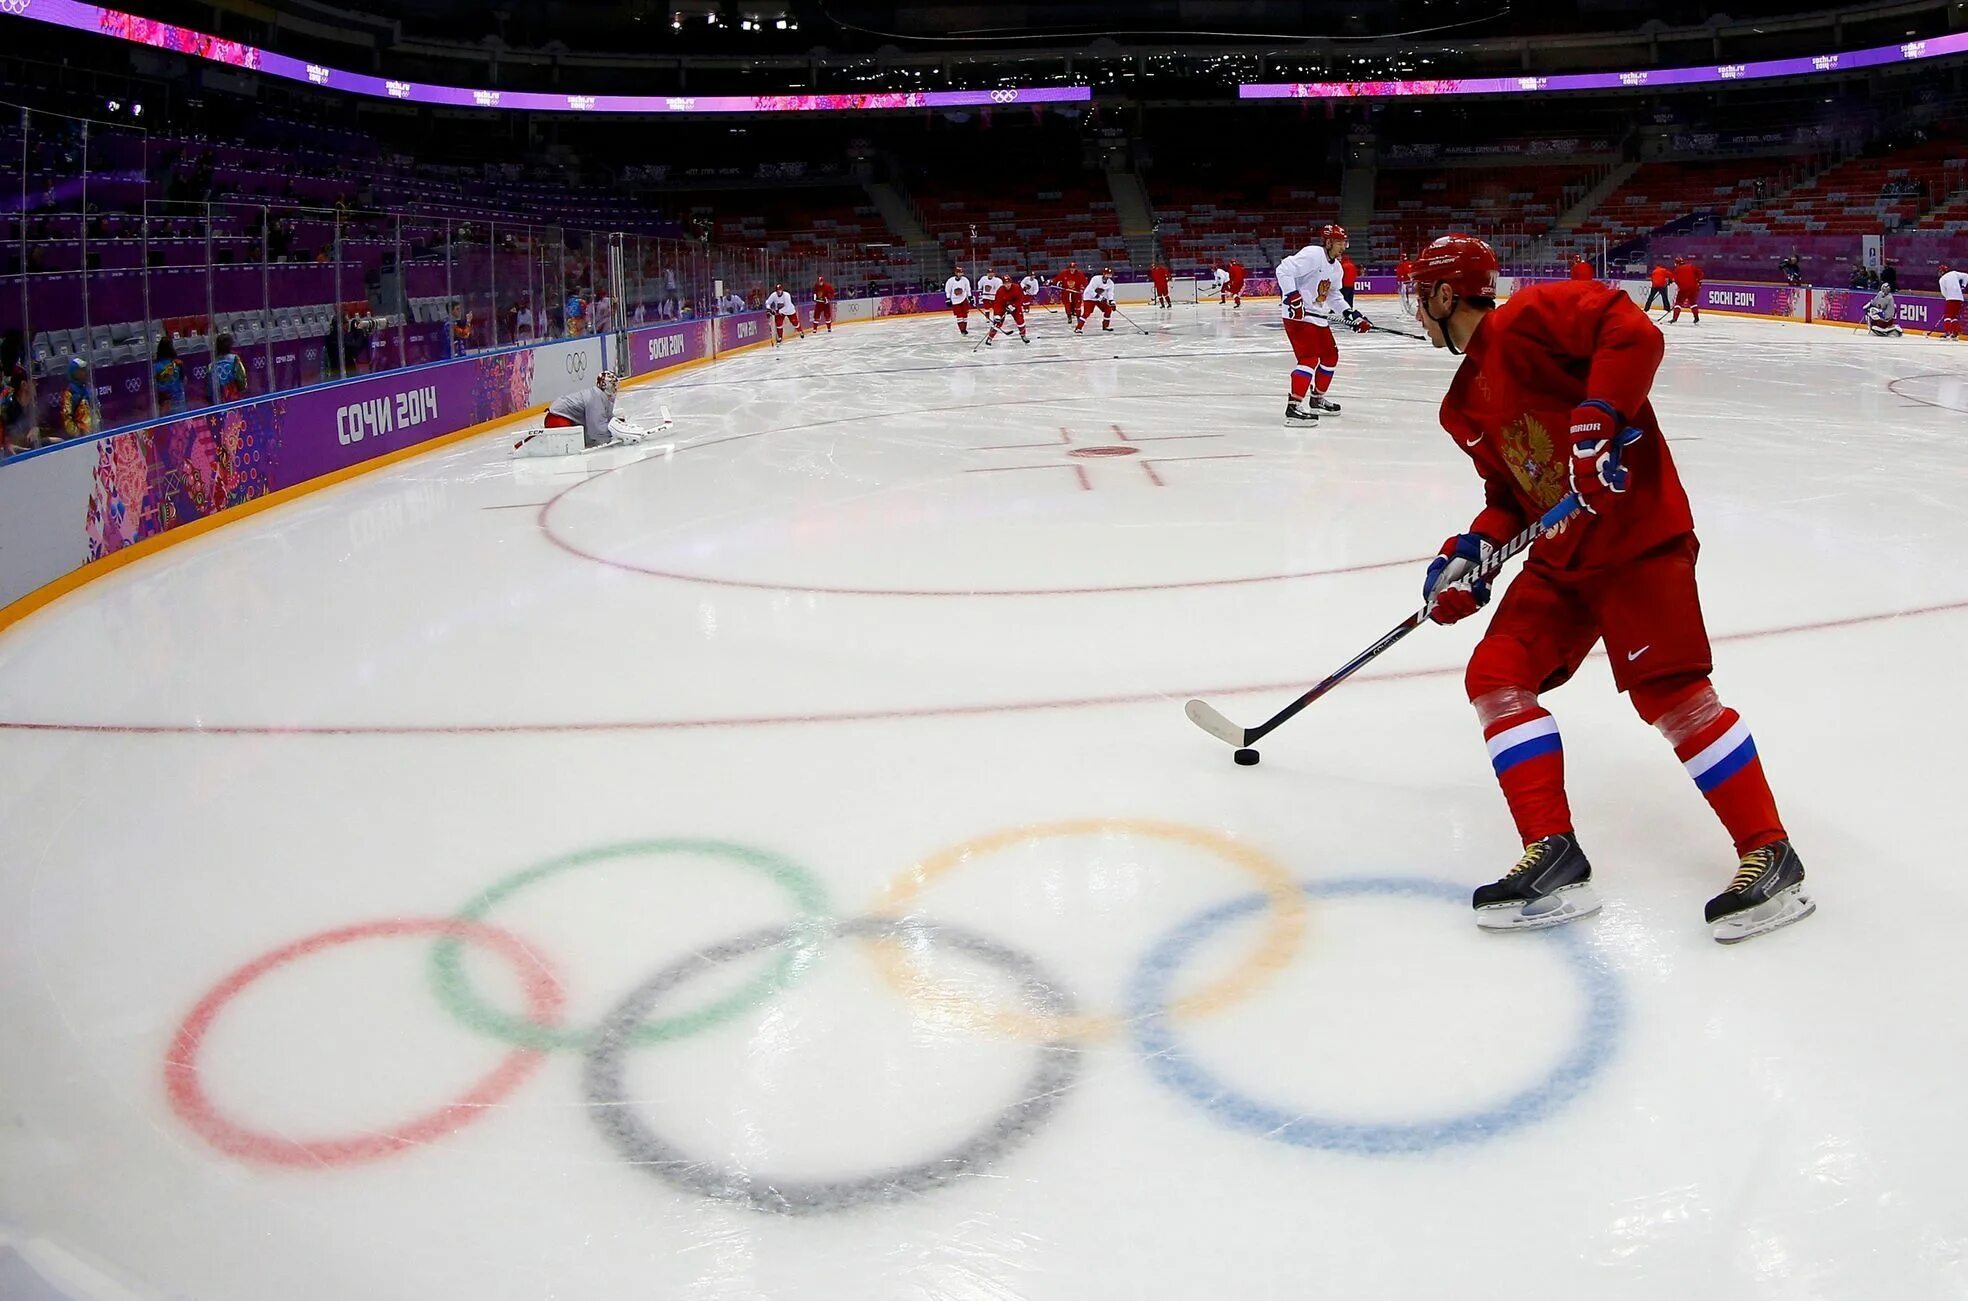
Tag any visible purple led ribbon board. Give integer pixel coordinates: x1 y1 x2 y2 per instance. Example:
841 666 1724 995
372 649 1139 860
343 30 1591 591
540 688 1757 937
1242 32 1968 99
2 0 1091 113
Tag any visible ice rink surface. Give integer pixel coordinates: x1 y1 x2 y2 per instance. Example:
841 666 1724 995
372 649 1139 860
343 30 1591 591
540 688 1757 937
2 298 1966 1301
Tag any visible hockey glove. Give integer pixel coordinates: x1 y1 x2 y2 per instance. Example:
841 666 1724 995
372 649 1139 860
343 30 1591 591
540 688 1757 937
1423 533 1497 625
1283 291 1306 321
1343 308 1373 334
607 415 649 444
1566 401 1642 515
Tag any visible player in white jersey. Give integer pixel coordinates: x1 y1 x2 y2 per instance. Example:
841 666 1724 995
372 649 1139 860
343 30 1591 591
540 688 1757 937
763 284 801 344
945 266 975 336
975 267 1004 309
1074 268 1119 333
1938 264 1966 340
1275 223 1372 427
511 371 659 455
1020 272 1043 307
1212 265 1231 307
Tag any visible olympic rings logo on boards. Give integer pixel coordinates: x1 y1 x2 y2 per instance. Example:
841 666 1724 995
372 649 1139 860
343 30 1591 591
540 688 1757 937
162 825 1624 1214
990 89 1019 104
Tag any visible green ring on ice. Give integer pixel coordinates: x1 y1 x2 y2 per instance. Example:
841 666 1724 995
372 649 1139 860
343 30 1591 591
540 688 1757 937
429 839 830 1051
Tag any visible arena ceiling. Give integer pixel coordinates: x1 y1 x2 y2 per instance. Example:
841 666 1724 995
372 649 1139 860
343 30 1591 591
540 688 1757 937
200 0 1915 51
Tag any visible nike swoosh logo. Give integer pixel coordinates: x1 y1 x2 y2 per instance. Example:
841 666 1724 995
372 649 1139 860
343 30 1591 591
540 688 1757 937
1627 646 1651 661
1462 436 1483 448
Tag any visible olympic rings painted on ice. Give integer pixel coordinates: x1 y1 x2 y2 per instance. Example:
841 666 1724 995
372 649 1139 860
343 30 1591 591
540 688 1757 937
1126 878 1624 1155
428 839 829 1050
868 818 1306 1042
163 832 1628 1193
163 918 563 1168
584 917 1083 1215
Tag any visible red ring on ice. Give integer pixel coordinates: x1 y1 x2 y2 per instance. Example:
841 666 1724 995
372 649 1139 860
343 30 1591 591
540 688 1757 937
164 918 562 1167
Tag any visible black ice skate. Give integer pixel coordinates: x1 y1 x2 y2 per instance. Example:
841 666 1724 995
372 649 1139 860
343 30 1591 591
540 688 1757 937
1283 400 1319 430
1705 839 1813 944
1305 393 1342 416
1474 833 1601 931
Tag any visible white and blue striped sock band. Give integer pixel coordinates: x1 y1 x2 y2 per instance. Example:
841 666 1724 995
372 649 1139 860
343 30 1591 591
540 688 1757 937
1486 714 1561 776
1684 718 1756 792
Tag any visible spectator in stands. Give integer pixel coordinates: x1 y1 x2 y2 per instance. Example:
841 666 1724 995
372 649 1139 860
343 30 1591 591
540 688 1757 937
343 314 374 376
1 330 34 454
565 288 588 337
1881 263 1899 293
514 296 535 342
449 302 473 358
592 290 614 335
663 267 679 319
153 337 187 415
321 315 347 381
1779 251 1803 286
210 333 249 405
59 358 96 440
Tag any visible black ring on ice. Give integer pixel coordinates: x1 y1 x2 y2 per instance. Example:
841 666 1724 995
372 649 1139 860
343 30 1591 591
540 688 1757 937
583 916 1083 1214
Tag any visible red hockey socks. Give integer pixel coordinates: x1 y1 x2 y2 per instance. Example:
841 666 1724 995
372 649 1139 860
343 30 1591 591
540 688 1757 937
1314 362 1336 394
1639 682 1785 854
1660 701 1784 855
1289 365 1314 400
1481 705 1572 843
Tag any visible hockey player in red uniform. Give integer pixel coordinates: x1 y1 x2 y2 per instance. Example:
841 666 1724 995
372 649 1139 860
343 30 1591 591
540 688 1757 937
1055 262 1088 318
1644 263 1672 314
1569 256 1595 281
812 275 836 333
1226 258 1248 308
985 274 1030 345
1150 260 1173 311
1669 257 1704 324
1408 233 1810 943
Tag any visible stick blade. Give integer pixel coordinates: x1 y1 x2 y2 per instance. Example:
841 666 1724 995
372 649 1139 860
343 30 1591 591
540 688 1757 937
1184 699 1248 747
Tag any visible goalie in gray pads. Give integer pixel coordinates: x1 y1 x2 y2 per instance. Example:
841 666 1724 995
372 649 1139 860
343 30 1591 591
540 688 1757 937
511 371 652 455
1863 286 1903 337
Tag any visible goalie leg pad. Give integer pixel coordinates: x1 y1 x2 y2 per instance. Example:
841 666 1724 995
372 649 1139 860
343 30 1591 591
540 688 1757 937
511 428 585 457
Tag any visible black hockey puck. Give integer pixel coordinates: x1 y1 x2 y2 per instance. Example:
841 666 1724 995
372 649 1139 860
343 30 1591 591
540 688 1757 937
1233 748 1260 766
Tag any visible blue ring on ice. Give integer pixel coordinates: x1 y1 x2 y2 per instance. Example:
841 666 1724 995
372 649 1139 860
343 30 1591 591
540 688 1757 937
1126 876 1622 1155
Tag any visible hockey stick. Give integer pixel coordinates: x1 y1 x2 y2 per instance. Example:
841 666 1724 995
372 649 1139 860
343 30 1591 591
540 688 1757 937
1182 443 1633 754
1368 320 1431 343
1108 303 1153 336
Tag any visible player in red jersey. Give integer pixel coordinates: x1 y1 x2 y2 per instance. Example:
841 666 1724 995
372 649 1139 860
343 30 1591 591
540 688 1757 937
1670 257 1704 324
1569 256 1595 282
1408 233 1810 944
1055 262 1087 319
812 275 836 333
1644 263 1672 314
1226 258 1248 308
1150 260 1173 311
1395 250 1416 313
986 274 1030 345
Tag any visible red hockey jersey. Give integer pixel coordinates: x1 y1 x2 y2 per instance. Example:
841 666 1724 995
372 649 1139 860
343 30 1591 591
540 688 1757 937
1439 280 1692 572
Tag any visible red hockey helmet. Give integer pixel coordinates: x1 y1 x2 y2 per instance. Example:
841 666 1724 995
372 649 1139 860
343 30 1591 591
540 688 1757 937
1320 223 1349 244
1408 233 1499 300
